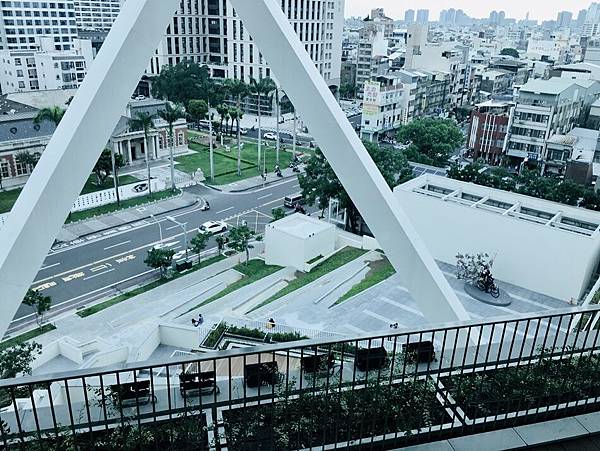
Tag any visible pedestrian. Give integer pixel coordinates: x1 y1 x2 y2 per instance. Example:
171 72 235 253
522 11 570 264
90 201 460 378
266 318 276 329
191 318 198 327
197 313 204 325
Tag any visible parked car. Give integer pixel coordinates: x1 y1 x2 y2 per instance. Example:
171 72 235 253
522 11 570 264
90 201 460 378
263 132 277 140
199 221 228 234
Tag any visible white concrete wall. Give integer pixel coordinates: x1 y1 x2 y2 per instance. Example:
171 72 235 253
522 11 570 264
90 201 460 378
395 179 600 302
133 327 161 362
158 323 198 349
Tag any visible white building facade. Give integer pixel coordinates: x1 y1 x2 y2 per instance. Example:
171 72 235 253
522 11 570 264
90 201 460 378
0 37 93 93
0 0 78 51
360 76 406 142
73 0 124 31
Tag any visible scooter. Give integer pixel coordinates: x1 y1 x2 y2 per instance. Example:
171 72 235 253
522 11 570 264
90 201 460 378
292 165 300 173
275 170 283 178
200 202 210 211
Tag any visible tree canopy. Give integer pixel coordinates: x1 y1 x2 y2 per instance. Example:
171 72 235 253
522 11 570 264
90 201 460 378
33 106 65 126
93 148 123 185
22 289 52 329
396 118 464 167
0 342 41 380
299 141 413 233
151 61 210 106
500 48 520 58
144 248 175 278
227 225 256 264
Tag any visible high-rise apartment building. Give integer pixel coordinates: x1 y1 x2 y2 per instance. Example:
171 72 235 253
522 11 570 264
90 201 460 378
149 0 344 91
556 11 573 29
416 9 429 24
0 0 78 51
73 0 124 31
404 9 415 23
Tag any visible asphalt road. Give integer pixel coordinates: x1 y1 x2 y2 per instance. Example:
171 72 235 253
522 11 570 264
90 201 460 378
9 177 307 334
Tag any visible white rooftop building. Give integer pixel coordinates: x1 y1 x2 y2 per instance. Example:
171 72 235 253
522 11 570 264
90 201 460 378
394 175 600 303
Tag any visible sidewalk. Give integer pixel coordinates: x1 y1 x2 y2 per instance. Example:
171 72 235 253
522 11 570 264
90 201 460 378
56 191 200 243
209 165 301 193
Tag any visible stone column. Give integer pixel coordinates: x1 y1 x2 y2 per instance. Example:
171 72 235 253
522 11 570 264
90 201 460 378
127 139 133 164
154 135 159 159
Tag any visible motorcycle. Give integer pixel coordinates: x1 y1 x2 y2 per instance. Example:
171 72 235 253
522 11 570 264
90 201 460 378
200 201 210 211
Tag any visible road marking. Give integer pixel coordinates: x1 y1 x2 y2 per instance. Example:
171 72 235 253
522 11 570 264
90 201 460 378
32 281 57 291
257 193 272 200
363 309 393 324
90 263 112 272
103 240 131 251
216 206 234 214
83 268 116 281
40 262 61 271
166 224 180 231
115 254 136 264
260 197 285 207
62 272 85 282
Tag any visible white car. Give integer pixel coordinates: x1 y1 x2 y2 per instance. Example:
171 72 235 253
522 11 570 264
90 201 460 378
263 132 277 140
199 221 228 234
239 127 248 135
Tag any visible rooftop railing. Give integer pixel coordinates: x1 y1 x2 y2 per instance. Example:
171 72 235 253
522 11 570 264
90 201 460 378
1 305 600 449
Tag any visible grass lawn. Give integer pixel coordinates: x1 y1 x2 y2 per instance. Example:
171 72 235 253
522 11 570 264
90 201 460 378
334 257 395 306
77 254 227 318
251 247 368 312
190 259 283 310
179 140 296 185
0 174 140 214
0 324 56 351
0 188 22 214
67 189 179 223
80 174 140 195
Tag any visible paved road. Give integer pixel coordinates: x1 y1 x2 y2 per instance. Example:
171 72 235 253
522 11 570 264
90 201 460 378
10 177 308 334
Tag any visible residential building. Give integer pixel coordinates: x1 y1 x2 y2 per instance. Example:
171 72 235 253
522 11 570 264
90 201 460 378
149 0 344 95
0 37 93 93
416 9 429 25
467 99 512 165
360 75 406 142
370 8 393 39
488 57 530 86
585 37 600 65
404 9 415 24
526 36 568 64
397 68 451 119
73 0 123 32
0 0 78 51
355 21 388 97
544 127 600 181
504 77 600 166
478 70 513 96
551 62 600 81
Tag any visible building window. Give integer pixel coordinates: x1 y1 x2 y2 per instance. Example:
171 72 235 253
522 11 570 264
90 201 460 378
0 160 10 178
15 161 28 176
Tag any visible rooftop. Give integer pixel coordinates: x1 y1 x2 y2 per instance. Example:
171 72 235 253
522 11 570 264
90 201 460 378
6 89 76 110
266 213 334 239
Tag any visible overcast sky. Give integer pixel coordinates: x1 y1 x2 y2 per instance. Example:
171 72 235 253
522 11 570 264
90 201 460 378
344 1 592 21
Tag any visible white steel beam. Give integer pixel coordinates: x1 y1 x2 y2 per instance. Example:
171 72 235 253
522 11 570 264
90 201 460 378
230 0 470 323
0 0 179 338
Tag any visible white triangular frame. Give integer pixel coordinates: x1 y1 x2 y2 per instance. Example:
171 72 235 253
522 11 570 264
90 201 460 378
0 0 469 339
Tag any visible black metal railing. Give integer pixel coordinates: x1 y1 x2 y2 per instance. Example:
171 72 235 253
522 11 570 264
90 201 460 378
2 306 600 450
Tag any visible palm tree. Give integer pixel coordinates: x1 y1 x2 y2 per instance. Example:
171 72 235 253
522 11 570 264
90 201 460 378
250 77 277 174
195 77 223 182
33 106 65 126
158 103 185 191
224 79 250 176
129 112 155 195
216 103 230 146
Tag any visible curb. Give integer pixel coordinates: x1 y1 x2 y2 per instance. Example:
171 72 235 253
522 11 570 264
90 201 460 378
59 197 200 242
205 173 300 194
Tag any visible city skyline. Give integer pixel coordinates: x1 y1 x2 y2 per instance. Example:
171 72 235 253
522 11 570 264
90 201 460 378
345 0 592 21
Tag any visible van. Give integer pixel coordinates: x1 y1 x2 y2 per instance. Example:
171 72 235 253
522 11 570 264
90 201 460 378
284 193 305 208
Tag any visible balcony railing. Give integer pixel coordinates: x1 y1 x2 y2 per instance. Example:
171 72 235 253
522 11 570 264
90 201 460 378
1 306 600 449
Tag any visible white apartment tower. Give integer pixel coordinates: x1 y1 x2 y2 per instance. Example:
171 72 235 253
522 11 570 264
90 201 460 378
150 0 344 89
0 0 78 51
73 0 124 31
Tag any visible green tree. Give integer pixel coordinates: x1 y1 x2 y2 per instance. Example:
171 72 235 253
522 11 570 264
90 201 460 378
215 235 227 253
22 289 52 329
500 48 520 58
189 232 210 265
195 77 225 182
158 103 185 191
187 99 209 131
271 207 285 222
250 77 277 173
225 79 250 176
144 248 175 278
299 142 413 233
93 148 123 185
129 112 155 194
339 83 357 99
216 103 230 143
151 61 210 106
396 118 464 167
33 106 65 126
227 225 256 264
0 342 42 380
15 151 40 173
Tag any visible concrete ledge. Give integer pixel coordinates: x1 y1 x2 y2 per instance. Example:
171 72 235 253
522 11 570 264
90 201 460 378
448 429 526 451
515 416 589 446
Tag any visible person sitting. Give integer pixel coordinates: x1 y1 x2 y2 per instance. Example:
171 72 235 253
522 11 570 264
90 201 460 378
266 318 276 329
191 318 198 327
197 313 204 325
480 265 494 291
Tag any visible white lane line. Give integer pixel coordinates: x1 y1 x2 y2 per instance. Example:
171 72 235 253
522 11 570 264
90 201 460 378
216 206 234 214
342 324 368 335
40 262 61 271
166 225 180 231
257 193 272 200
260 197 285 207
103 240 131 251
83 268 116 281
363 309 394 325
292 184 300 188
380 297 424 317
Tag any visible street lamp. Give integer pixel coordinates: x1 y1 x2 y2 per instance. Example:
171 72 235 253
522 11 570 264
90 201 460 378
150 214 163 244
167 215 188 261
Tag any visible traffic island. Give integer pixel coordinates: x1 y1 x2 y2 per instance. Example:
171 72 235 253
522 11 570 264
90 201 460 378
464 281 513 307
